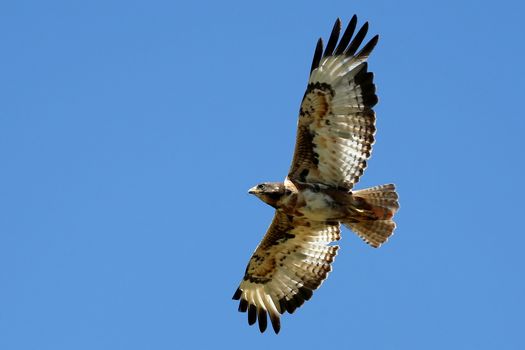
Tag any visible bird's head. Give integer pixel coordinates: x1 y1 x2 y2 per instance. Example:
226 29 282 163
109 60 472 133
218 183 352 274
248 182 286 207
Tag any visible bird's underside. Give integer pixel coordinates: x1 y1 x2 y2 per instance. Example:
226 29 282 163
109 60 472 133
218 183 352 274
232 15 400 334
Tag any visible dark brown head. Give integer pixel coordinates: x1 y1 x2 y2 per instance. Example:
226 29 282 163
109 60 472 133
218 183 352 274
248 182 286 207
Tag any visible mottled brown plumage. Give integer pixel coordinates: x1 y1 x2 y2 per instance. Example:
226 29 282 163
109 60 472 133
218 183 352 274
233 16 399 334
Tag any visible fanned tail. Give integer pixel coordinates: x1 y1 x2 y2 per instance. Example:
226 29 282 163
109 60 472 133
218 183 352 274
344 184 399 248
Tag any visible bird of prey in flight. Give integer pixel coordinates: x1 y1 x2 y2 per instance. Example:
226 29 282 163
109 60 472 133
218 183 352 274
232 15 399 334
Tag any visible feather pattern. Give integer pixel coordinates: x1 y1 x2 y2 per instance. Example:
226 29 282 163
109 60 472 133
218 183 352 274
234 15 399 335
233 211 340 333
289 17 379 190
346 184 399 247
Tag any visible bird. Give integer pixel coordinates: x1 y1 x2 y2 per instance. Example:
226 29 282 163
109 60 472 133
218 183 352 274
232 15 399 334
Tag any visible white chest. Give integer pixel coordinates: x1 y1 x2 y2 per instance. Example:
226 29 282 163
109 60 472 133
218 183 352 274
299 189 337 220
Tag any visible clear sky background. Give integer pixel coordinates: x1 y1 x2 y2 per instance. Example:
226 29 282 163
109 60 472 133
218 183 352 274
1 1 524 349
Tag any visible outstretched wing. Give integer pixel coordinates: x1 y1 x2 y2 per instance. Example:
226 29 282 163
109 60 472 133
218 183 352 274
232 211 340 333
288 16 379 189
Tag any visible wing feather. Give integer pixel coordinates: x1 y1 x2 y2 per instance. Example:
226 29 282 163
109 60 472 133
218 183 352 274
334 15 357 55
232 211 340 333
288 16 379 189
322 18 341 58
345 21 369 55
309 38 324 74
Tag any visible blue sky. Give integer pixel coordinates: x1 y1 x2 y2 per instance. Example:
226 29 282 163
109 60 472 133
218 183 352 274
1 0 524 349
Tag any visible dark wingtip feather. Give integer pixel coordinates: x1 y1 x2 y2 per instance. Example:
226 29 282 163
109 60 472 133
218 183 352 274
232 288 242 300
357 34 379 59
248 304 257 325
278 298 287 315
354 64 378 107
286 303 297 314
258 308 268 333
283 297 298 314
298 286 313 301
292 293 305 308
269 313 281 334
238 298 248 312
310 38 323 74
363 92 379 107
323 18 341 58
335 15 358 55
346 21 369 56
279 298 291 314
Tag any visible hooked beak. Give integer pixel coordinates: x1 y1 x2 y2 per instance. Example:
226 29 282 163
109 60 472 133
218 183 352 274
248 186 258 195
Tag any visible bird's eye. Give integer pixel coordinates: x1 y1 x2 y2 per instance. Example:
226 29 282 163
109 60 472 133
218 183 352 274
257 184 265 190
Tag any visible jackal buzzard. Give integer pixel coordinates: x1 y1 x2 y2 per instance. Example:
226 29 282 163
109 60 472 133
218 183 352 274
232 15 399 334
